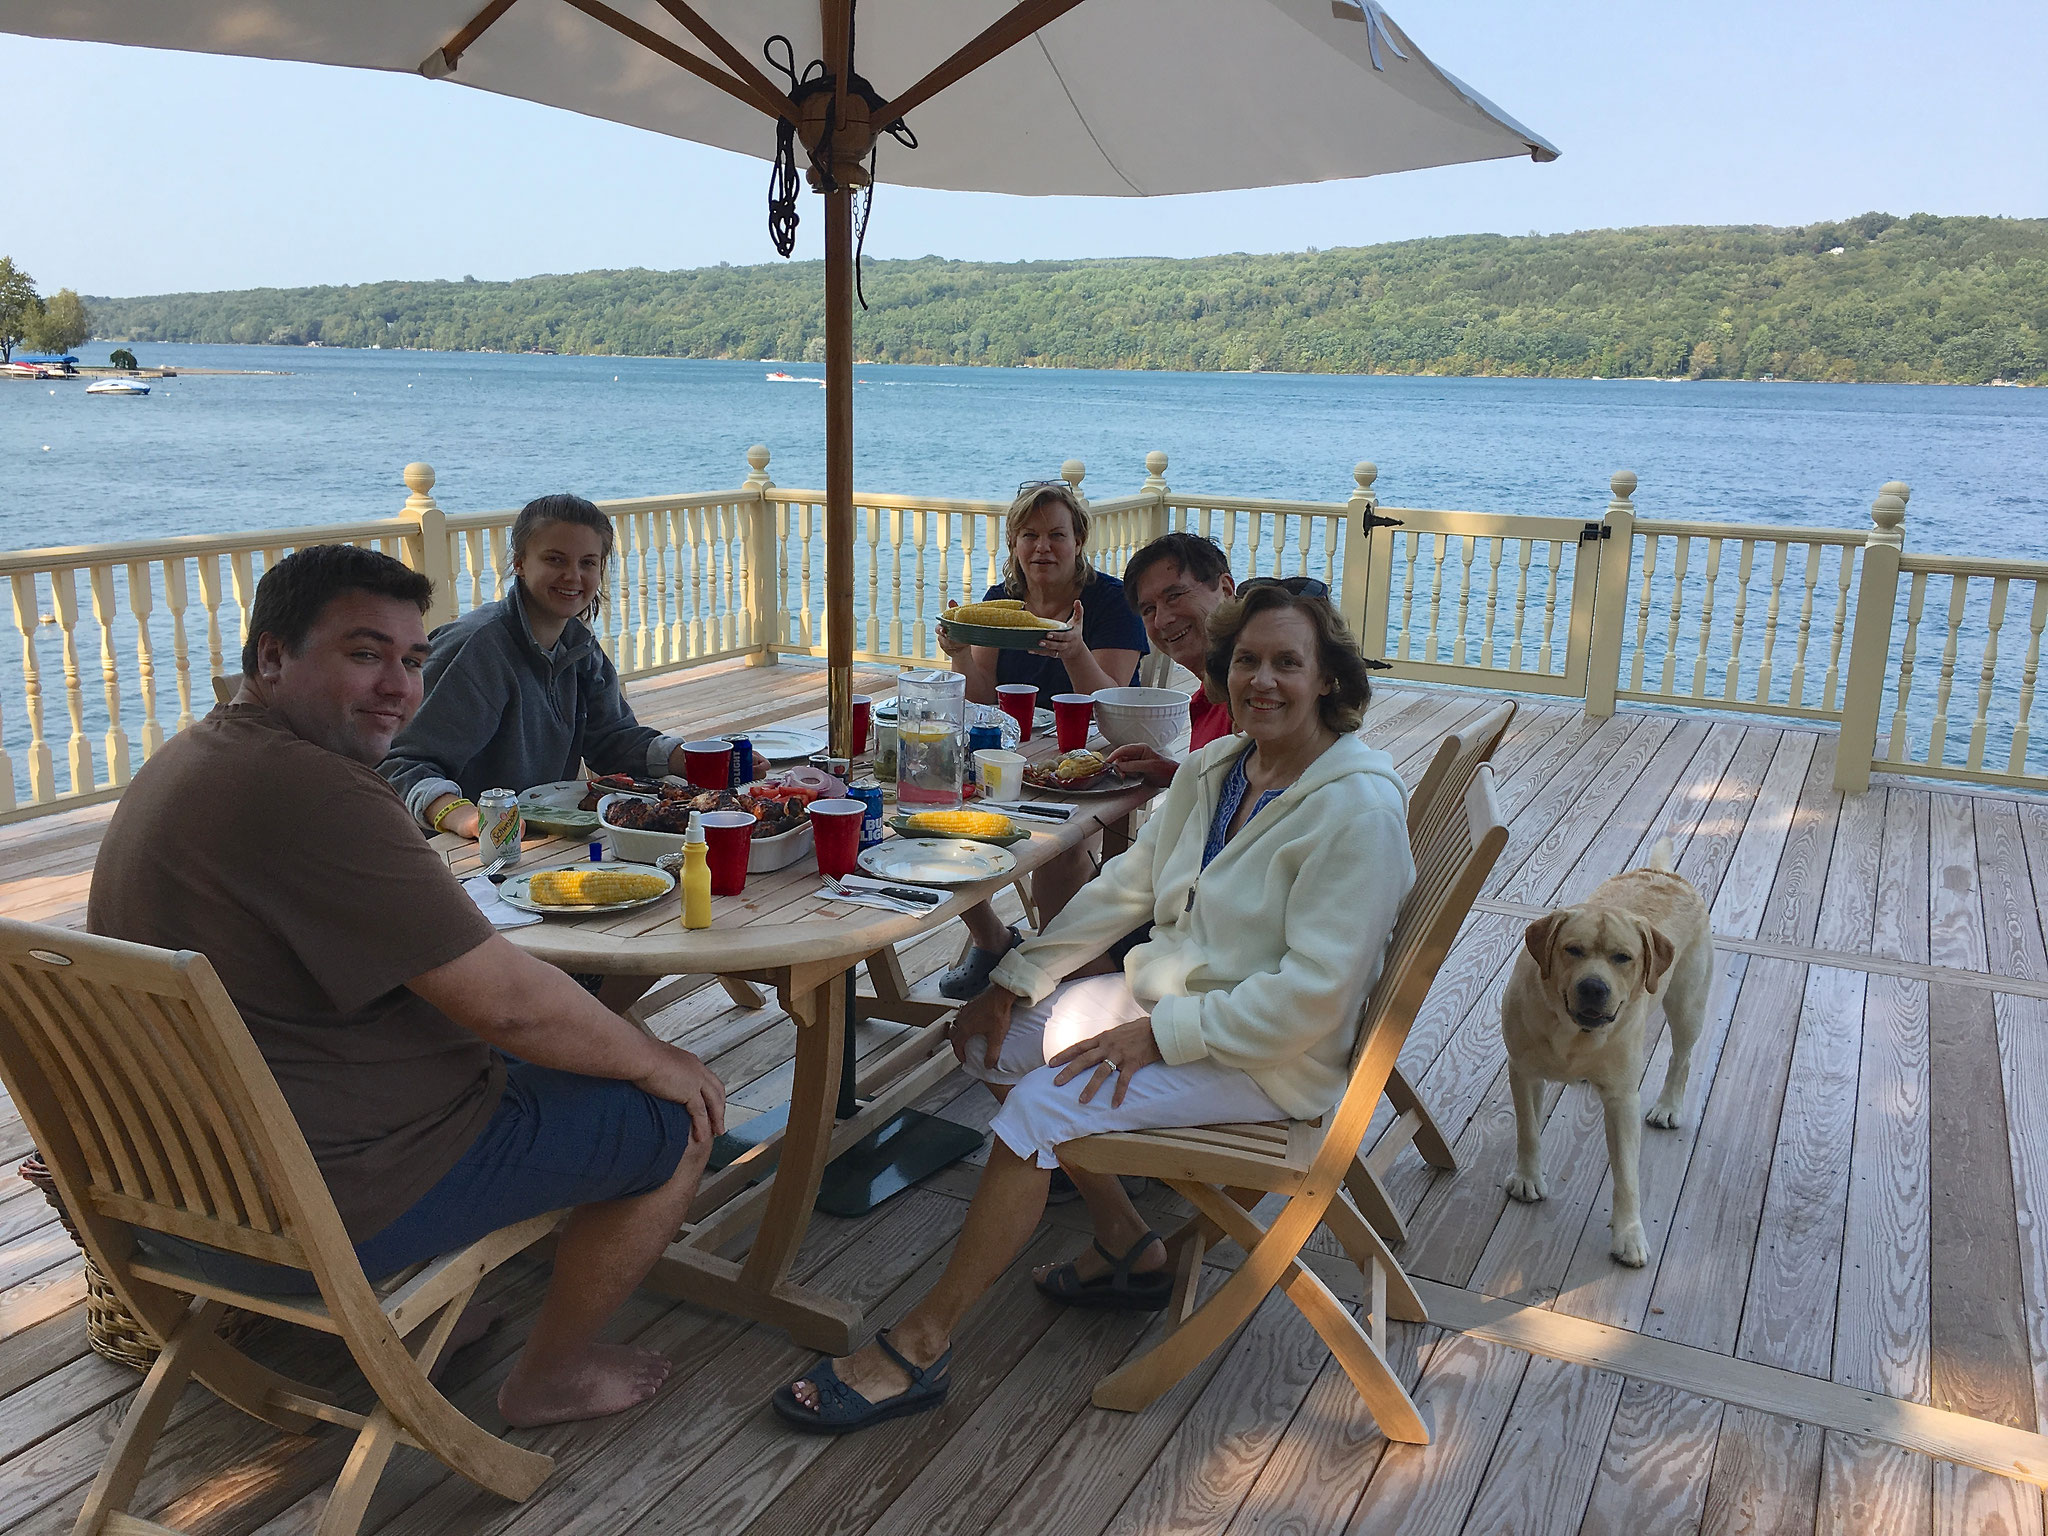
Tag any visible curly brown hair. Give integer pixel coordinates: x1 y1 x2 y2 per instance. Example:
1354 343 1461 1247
1203 584 1374 735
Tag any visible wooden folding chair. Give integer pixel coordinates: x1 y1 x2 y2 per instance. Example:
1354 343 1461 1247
1347 700 1516 1246
1060 747 1509 1435
0 919 559 1536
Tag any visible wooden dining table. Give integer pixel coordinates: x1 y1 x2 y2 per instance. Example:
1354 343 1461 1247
432 715 1156 1353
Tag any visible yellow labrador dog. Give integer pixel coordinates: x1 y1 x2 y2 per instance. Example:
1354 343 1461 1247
1499 841 1713 1266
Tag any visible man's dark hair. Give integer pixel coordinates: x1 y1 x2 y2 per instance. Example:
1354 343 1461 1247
242 544 434 674
1123 532 1232 609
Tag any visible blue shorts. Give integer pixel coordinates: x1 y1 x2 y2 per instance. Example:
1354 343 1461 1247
139 1060 693 1293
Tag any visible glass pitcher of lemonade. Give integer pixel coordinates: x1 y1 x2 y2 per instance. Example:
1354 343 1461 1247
895 669 966 810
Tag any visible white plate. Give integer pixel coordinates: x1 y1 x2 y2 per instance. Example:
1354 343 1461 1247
1023 771 1146 798
496 861 675 916
517 780 589 811
735 727 828 762
857 838 1018 887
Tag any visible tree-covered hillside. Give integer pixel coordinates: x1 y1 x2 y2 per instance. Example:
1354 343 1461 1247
88 213 2047 384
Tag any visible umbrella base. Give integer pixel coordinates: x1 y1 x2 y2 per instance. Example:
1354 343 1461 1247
813 1109 986 1217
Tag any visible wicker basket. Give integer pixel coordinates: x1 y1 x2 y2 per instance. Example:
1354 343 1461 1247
19 1154 263 1370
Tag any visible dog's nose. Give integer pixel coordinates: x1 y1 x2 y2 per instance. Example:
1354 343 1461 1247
1574 976 1609 1005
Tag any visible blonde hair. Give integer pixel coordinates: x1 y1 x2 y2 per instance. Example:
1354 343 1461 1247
1001 483 1096 598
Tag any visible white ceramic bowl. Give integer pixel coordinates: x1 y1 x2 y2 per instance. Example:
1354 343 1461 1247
1091 686 1192 754
599 793 816 872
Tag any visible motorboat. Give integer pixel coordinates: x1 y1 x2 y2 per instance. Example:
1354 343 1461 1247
765 370 824 384
0 362 47 379
86 378 150 396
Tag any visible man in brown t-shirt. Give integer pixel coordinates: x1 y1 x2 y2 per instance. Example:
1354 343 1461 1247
90 544 723 1429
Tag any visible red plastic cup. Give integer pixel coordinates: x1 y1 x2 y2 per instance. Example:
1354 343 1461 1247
700 810 754 896
682 739 733 791
996 683 1038 744
808 798 866 879
851 695 872 757
1052 692 1095 752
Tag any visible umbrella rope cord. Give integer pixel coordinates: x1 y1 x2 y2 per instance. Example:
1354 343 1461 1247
763 6 916 306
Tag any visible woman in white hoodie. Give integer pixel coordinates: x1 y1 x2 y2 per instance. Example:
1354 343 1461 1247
774 581 1414 1434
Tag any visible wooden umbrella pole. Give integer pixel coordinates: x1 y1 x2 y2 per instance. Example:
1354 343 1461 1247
823 183 856 758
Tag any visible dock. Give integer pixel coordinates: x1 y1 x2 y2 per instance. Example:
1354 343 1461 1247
1 658 2043 1535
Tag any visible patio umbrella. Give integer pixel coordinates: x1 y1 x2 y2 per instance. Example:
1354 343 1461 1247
5 1 1558 752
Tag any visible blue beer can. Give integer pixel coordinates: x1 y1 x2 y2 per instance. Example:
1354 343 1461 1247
967 723 1003 755
849 778 886 849
727 735 754 786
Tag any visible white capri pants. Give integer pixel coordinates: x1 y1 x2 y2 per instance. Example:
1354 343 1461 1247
963 974 1285 1169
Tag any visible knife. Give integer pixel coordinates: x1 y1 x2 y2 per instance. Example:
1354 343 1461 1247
982 800 1072 822
840 874 944 905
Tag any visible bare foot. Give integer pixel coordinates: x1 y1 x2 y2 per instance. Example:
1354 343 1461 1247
498 1343 671 1428
1030 1233 1166 1288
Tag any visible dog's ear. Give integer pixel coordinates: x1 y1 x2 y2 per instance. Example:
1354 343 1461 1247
1638 918 1676 996
1524 912 1568 977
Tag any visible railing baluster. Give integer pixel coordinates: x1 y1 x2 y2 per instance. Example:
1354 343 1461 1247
228 552 257 664
50 569 95 793
1724 540 1755 702
196 555 226 694
163 558 193 733
1423 535 1448 666
1396 532 1419 662
1968 577 2008 771
912 508 929 660
86 564 130 783
1453 536 1476 667
2011 582 2048 776
1825 544 1855 711
1482 538 1503 669
1660 539 1689 695
1887 570 1928 762
889 506 906 657
692 505 712 658
9 573 52 804
1927 573 1968 764
1755 541 1787 704
1510 540 1532 670
1538 540 1563 674
1789 543 1820 707
1629 536 1658 693
128 561 163 760
1691 538 1721 697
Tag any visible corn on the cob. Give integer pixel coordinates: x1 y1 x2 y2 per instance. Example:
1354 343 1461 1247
943 601 1066 630
903 810 1016 839
527 869 670 905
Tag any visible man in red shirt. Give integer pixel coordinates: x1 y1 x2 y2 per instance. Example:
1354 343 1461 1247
1112 533 1241 784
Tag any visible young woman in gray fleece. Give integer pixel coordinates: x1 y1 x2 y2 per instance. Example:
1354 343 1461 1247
381 494 693 837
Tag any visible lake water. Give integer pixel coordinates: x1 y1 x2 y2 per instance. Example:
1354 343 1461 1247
3 344 2046 808
6 343 2045 555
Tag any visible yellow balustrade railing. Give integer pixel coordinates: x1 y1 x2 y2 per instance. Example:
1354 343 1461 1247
5 446 2038 822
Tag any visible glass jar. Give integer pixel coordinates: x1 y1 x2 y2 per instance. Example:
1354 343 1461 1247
895 668 967 810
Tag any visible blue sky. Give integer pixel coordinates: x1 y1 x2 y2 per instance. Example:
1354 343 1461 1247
7 0 2045 297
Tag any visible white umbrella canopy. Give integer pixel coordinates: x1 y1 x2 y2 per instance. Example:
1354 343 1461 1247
8 1 1555 193
7 0 1556 750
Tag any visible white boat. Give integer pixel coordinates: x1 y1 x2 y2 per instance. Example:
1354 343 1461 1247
765 371 824 385
86 378 150 396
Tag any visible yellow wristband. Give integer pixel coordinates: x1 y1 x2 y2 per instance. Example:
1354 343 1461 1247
430 798 473 833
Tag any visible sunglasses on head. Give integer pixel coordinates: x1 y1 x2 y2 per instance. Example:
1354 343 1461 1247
1016 478 1072 497
1239 575 1331 599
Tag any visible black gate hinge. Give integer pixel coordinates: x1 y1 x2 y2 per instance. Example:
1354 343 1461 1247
1362 510 1405 531
1580 522 1613 541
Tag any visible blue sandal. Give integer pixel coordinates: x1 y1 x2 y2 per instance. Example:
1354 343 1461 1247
1034 1230 1173 1311
770 1329 952 1434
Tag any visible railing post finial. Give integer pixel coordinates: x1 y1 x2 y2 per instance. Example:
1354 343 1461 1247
1143 451 1169 494
744 444 774 491
1061 459 1087 506
1139 452 1169 541
1835 480 1910 792
1869 488 1907 547
1609 470 1638 504
1352 462 1378 503
402 462 438 516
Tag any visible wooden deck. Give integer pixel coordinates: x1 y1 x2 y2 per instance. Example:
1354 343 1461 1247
2 659 2046 1535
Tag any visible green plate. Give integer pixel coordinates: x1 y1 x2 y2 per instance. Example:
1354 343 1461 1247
938 616 1072 650
522 806 601 836
887 814 1031 846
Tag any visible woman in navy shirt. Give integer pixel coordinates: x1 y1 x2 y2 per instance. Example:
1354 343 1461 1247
933 482 1149 998
937 482 1148 703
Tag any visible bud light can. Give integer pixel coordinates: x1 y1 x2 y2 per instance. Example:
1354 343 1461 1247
728 735 755 786
849 778 886 849
477 788 522 870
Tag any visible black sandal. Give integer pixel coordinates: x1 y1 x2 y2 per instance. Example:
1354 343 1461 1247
770 1329 952 1435
1034 1230 1172 1311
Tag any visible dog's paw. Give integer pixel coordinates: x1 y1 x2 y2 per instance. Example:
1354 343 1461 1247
1645 1103 1683 1130
1611 1224 1649 1267
1505 1172 1547 1204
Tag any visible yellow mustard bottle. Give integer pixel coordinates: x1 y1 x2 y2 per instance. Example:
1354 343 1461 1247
680 810 713 930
